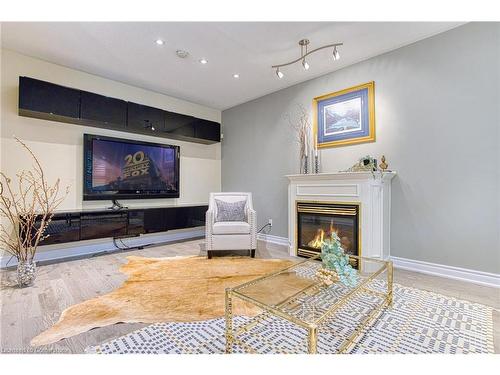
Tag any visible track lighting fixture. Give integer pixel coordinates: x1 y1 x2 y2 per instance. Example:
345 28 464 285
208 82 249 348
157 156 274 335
272 39 342 78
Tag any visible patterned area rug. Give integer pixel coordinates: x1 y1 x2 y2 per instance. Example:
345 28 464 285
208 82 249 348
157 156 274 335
86 283 494 354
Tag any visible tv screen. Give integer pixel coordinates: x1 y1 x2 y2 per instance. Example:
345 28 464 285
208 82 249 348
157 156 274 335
83 134 180 200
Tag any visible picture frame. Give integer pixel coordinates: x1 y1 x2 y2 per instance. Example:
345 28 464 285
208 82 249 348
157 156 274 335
313 81 375 148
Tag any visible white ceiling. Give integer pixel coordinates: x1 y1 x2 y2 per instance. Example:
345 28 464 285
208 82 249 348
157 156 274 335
1 22 464 110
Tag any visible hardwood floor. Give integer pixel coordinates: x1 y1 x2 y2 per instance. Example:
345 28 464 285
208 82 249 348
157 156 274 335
1 238 498 354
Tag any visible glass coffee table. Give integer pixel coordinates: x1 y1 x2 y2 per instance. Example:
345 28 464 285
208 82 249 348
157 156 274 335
224 254 393 354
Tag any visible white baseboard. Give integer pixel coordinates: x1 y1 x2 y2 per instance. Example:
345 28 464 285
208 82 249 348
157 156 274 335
255 235 500 288
257 233 289 247
0 228 204 268
390 256 500 288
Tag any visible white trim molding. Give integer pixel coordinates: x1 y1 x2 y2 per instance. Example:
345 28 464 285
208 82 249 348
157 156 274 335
391 256 500 288
296 183 359 197
257 233 290 247
0 228 204 269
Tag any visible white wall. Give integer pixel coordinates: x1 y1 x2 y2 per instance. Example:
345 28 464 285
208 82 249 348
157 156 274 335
0 48 221 258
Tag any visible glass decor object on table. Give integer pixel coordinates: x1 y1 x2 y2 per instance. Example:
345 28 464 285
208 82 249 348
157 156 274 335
224 254 393 354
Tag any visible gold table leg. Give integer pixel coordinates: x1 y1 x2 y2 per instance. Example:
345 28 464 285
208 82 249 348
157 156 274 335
225 288 233 354
387 261 394 307
308 325 318 354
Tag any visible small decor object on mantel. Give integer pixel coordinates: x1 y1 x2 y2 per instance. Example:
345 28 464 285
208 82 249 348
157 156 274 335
319 232 359 288
379 155 389 172
313 135 320 173
0 137 69 287
343 155 378 173
287 104 312 174
314 82 375 148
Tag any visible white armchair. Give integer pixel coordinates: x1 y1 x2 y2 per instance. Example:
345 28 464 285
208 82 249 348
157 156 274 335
205 192 257 259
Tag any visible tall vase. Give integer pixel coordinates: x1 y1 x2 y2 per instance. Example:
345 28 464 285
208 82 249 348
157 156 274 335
17 260 37 287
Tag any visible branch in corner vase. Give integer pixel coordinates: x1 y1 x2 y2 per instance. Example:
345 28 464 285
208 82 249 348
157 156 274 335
0 137 70 287
286 104 312 174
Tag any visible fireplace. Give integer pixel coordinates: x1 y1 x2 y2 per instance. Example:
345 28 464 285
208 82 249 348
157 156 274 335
296 201 360 258
287 172 395 259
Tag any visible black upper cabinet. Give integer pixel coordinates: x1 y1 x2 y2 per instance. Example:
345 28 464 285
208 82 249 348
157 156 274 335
127 102 166 135
194 118 221 142
163 112 221 143
164 111 195 138
19 77 80 119
18 76 220 144
80 91 127 129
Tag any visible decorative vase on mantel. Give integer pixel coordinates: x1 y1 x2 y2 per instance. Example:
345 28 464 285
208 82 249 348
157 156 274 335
300 155 309 174
17 260 37 287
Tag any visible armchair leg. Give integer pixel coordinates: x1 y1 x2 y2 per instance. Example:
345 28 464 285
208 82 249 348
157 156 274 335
207 251 213 259
250 249 255 258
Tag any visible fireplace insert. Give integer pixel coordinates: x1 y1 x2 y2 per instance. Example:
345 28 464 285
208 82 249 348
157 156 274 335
296 201 360 258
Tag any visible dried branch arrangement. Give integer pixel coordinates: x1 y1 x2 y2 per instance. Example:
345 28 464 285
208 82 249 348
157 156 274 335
286 104 312 171
0 138 69 262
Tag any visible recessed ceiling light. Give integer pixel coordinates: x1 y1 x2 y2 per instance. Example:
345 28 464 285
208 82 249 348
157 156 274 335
233 74 240 79
199 58 208 64
155 39 164 45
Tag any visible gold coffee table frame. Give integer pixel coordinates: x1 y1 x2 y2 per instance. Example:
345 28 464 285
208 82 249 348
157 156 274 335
225 254 393 354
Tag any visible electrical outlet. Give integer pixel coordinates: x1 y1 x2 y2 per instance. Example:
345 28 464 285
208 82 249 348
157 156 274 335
268 219 273 227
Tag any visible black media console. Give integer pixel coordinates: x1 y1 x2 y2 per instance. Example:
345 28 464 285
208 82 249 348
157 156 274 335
29 205 208 246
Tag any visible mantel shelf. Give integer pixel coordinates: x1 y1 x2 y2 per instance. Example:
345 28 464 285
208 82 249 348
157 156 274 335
286 171 397 182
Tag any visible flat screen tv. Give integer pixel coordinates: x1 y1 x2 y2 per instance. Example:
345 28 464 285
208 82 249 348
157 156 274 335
83 134 180 200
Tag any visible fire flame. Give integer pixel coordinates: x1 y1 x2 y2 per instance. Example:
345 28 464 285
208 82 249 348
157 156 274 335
307 220 338 249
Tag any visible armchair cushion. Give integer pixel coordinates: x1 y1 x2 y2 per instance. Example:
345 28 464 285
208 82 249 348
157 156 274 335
215 199 247 222
212 221 250 235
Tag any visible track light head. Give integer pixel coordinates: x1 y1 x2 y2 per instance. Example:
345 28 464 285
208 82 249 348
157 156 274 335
276 68 284 79
333 46 340 61
302 59 310 70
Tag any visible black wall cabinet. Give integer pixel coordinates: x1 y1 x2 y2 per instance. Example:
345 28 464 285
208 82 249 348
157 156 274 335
36 213 81 245
26 205 208 246
194 118 221 142
164 111 195 138
80 91 127 130
19 77 81 121
18 76 220 144
127 102 166 135
80 212 128 240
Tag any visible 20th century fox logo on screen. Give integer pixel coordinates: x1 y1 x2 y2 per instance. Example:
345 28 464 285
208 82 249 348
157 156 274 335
122 151 150 179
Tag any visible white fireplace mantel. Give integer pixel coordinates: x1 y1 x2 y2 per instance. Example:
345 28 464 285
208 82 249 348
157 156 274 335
286 171 396 259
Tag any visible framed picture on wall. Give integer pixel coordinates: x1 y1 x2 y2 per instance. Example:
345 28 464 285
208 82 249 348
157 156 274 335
313 81 375 148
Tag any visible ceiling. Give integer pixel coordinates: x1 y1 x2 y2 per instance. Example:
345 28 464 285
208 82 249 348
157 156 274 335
1 22 464 110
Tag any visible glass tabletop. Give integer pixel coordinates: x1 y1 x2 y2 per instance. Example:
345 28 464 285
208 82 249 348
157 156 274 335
231 255 389 326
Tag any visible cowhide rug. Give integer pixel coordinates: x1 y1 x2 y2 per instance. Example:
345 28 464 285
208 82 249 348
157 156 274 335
31 256 305 346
